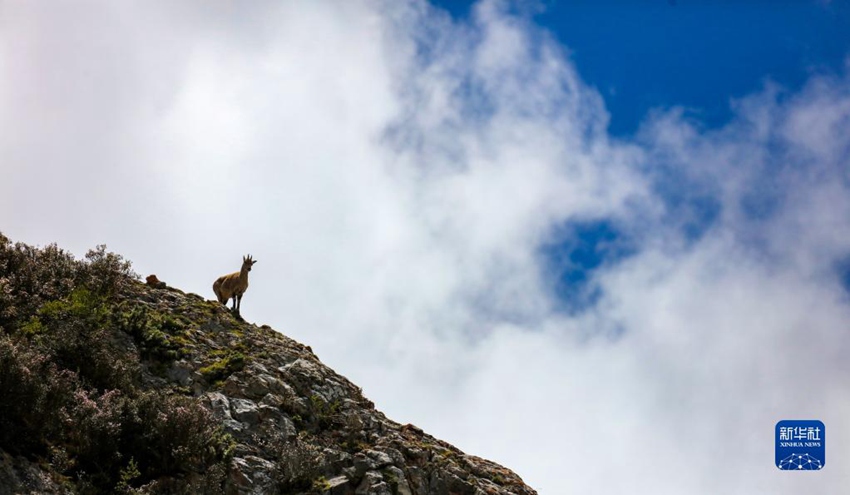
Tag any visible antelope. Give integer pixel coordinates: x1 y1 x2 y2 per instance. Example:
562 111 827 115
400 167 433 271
213 254 257 316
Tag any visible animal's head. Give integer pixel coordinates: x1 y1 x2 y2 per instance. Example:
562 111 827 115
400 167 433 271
242 254 258 272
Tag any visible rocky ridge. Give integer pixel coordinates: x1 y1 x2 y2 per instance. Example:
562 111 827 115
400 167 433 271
133 282 536 495
0 237 537 495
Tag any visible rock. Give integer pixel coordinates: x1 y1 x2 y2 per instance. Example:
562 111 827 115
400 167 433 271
364 449 393 469
244 373 273 398
353 452 377 477
231 398 260 426
356 471 390 495
406 467 428 495
167 360 194 386
385 466 412 495
223 375 247 396
224 419 244 436
430 470 475 495
257 404 282 422
0 237 539 495
383 447 405 467
256 405 297 439
326 475 351 495
229 456 277 495
204 392 232 420
260 393 284 407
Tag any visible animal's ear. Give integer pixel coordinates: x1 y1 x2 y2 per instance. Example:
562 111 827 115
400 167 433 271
252 259 258 265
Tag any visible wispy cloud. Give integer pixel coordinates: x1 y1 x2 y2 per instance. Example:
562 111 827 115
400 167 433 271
1 1 848 492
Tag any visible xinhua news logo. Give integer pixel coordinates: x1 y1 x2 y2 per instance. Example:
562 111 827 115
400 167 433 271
775 420 825 471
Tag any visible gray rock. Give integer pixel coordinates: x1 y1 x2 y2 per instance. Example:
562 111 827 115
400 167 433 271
403 446 427 465
383 447 405 467
430 470 475 495
244 373 278 399
385 466 412 495
231 398 260 425
353 452 376 477
167 360 194 386
223 418 244 436
326 475 351 495
260 393 284 407
406 467 428 495
355 471 390 495
204 392 232 420
223 375 247 396
229 456 277 495
247 362 270 375
255 405 297 439
257 404 282 422
364 449 393 468
279 415 298 440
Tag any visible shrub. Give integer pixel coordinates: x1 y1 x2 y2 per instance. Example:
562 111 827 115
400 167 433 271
0 335 77 455
116 304 187 364
122 392 235 479
34 288 139 392
80 244 137 297
0 235 233 493
0 237 79 330
64 388 128 488
273 437 326 492
0 236 136 331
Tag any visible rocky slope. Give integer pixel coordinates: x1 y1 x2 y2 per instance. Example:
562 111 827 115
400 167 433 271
0 236 537 495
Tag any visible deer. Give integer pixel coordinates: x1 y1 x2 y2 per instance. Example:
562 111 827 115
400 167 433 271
213 254 257 316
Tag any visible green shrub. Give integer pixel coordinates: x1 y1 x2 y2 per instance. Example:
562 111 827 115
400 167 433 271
0 236 136 331
116 305 187 364
0 235 233 493
199 351 246 384
121 392 235 480
80 244 138 297
34 288 138 392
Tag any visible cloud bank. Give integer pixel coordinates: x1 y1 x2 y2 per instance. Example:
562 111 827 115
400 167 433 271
1 1 849 492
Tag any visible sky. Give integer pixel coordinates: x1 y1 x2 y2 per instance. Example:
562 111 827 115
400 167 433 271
1 1 849 493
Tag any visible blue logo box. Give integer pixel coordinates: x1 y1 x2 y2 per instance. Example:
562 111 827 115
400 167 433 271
775 420 825 470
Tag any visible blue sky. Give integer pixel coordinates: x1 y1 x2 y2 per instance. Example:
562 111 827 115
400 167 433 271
433 0 850 311
1 1 849 493
435 0 850 135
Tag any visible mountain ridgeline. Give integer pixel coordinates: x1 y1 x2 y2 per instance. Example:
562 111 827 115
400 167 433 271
0 234 537 495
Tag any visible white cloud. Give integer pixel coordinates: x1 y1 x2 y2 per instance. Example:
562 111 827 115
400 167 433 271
1 0 849 493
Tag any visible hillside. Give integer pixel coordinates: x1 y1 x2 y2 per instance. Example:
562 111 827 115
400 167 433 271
0 234 537 495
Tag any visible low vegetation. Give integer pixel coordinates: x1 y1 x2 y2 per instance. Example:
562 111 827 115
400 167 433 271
199 350 247 385
0 234 234 493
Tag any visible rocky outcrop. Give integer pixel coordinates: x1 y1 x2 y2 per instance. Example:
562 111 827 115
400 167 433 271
0 234 535 495
118 282 537 495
